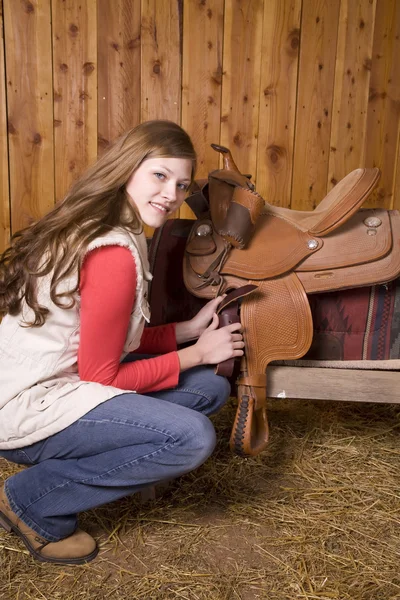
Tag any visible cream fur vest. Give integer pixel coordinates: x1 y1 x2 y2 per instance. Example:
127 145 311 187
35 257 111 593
0 228 152 450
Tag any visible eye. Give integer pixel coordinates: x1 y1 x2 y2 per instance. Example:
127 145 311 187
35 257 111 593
177 182 189 191
154 172 166 180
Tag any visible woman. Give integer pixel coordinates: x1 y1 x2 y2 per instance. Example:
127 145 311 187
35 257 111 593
0 120 244 565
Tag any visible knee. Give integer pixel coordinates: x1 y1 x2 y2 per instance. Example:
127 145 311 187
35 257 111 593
179 411 217 471
205 371 231 415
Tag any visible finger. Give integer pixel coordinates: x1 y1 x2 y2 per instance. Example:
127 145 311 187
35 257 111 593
233 340 245 348
211 294 227 309
225 321 242 333
231 333 243 342
205 312 219 331
233 349 244 357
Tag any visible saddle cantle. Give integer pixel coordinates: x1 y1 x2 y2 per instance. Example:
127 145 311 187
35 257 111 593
183 145 399 457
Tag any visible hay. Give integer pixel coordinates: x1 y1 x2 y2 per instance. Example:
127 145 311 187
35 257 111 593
1 397 400 599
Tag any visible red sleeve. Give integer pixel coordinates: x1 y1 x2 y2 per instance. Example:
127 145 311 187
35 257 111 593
78 245 180 393
135 322 177 354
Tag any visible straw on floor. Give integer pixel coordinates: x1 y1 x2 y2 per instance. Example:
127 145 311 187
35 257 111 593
1 397 399 600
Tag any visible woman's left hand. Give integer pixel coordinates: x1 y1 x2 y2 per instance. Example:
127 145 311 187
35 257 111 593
175 295 226 344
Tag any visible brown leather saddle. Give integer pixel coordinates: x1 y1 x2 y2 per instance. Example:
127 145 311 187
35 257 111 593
183 144 400 457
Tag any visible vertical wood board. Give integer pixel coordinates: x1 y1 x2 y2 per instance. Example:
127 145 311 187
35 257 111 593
220 0 264 180
364 0 400 209
97 0 141 153
291 0 340 210
328 0 377 191
141 0 181 123
141 0 182 236
256 0 302 207
393 133 400 210
181 0 224 219
181 0 224 176
0 0 10 252
4 0 54 234
52 0 97 200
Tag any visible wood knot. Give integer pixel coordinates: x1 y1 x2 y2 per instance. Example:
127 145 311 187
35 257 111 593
211 66 223 85
153 61 161 74
233 133 243 148
83 62 95 75
363 57 372 71
8 121 17 135
69 24 79 37
267 144 285 165
207 8 212 18
25 1 34 13
291 36 299 50
111 42 120 51
330 177 337 186
127 36 140 50
60 63 68 72
288 29 300 52
33 133 42 144
98 136 110 150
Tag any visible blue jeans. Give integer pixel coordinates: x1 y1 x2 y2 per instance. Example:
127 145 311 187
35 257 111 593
0 365 230 542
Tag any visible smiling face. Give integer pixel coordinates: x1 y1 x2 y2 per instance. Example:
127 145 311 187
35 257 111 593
125 157 193 228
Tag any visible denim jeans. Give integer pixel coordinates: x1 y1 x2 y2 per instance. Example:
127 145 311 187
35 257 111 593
0 364 230 542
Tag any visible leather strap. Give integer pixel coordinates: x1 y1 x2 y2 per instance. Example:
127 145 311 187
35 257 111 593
214 284 258 377
216 284 258 314
236 374 267 388
215 301 239 377
185 189 210 218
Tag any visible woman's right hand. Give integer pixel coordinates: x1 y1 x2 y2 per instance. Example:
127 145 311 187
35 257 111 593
177 313 244 371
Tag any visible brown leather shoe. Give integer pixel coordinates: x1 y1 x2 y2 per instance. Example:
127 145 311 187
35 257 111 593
0 484 98 564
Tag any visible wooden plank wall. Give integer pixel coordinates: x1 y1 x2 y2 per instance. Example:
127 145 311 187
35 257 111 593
1 0 400 251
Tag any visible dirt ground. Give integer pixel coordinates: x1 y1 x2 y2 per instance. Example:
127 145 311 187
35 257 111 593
1 397 400 600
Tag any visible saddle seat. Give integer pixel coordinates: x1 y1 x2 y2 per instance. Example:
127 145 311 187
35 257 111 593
264 167 380 236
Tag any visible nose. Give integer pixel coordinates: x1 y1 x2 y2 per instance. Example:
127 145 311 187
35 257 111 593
162 181 177 202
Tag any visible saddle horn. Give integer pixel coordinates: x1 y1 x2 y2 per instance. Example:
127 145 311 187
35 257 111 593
211 143 241 174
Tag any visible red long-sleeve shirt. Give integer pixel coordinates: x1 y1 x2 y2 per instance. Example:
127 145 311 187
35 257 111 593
78 245 180 393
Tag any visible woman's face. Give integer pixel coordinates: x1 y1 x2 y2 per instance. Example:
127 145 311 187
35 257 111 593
126 157 192 228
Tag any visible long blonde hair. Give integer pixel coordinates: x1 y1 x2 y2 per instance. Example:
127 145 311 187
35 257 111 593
0 120 196 326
